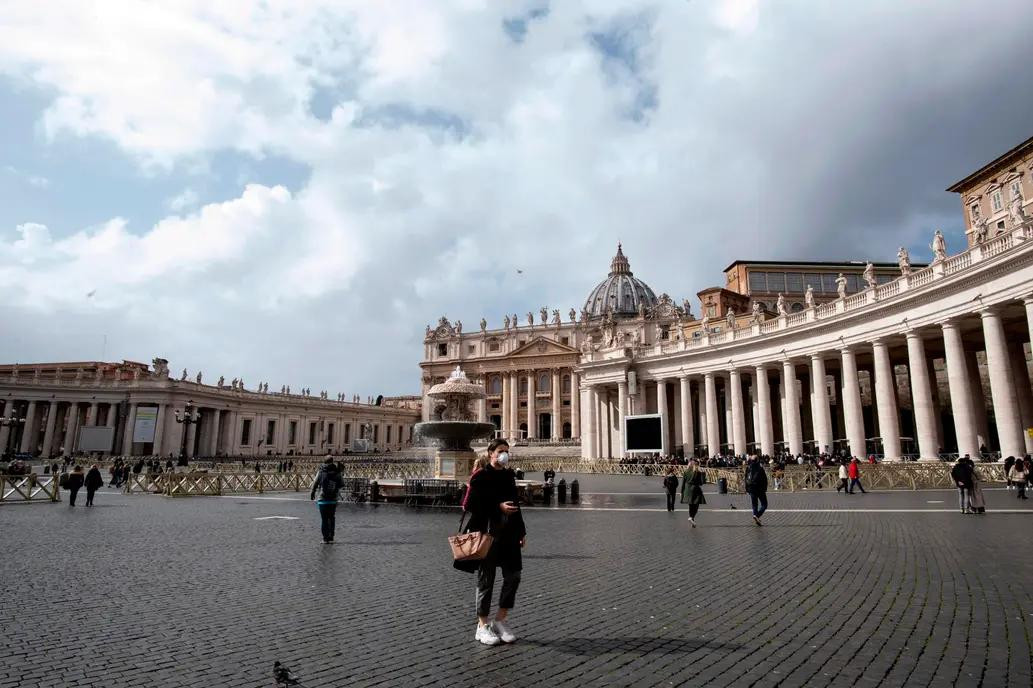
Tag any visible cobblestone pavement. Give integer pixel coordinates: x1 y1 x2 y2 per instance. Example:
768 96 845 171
3 475 1033 687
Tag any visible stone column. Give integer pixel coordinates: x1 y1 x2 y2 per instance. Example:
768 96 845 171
1008 342 1033 454
0 402 15 453
526 372 536 439
679 375 694 458
781 361 803 456
755 366 774 456
184 415 198 458
656 379 669 456
810 354 833 455
942 321 980 458
873 340 902 461
19 401 38 454
579 386 593 458
906 332 940 461
981 308 1025 459
501 374 510 439
41 402 59 457
106 404 117 428
552 370 562 440
86 402 99 427
588 386 600 458
509 372 519 441
698 387 708 457
571 371 581 439
209 410 222 456
158 405 176 457
63 403 80 456
704 372 720 457
122 403 139 455
224 411 238 455
965 349 991 450
617 379 628 457
840 347 866 459
729 369 747 455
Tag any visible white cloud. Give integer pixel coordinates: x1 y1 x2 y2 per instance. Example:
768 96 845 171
0 1 1031 394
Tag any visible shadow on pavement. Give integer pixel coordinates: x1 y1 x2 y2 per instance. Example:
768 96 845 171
522 636 738 656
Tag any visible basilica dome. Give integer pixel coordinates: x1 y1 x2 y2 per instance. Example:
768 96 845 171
582 244 659 319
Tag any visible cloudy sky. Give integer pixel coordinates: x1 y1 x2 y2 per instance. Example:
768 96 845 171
1 1 1032 396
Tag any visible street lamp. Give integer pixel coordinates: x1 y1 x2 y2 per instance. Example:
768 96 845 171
174 403 200 465
0 414 25 457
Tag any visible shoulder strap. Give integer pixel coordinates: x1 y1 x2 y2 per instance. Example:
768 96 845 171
457 511 469 533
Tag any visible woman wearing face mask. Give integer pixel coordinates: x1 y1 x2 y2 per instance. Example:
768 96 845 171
460 438 526 646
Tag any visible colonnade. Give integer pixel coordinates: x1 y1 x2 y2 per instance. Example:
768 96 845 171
492 368 579 441
580 304 1033 461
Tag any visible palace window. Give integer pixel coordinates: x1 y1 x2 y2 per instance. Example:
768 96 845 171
489 376 502 395
991 190 1003 212
970 204 980 222
790 302 804 313
1011 180 1023 200
520 378 528 394
344 424 351 443
822 273 838 293
748 271 766 292
308 422 317 445
785 272 803 292
560 336 569 346
387 425 393 444
437 343 447 357
373 425 379 443
467 344 476 354
327 423 334 444
562 374 571 393
488 341 501 352
846 274 859 292
266 420 275 446
288 421 297 445
767 272 786 292
241 419 252 445
539 373 550 392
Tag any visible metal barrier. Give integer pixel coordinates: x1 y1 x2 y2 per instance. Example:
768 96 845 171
0 474 60 503
401 479 463 506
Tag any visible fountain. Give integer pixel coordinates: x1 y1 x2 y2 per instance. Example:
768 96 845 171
414 366 496 480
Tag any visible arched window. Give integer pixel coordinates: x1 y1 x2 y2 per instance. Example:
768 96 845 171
791 302 805 313
489 376 502 395
562 374 571 394
539 373 550 392
519 378 528 394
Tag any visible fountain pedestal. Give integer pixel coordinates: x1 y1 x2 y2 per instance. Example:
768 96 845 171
434 450 476 480
414 367 496 482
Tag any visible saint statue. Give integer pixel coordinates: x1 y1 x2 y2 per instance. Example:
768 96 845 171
479 318 487 332
512 314 518 329
569 308 577 322
863 262 876 289
776 293 787 316
1009 190 1028 227
897 247 911 276
836 273 847 299
425 324 431 338
751 301 762 323
527 312 534 327
504 315 511 330
726 308 736 329
181 368 187 381
804 285 815 309
217 375 225 388
551 309 561 326
540 306 548 323
700 312 710 332
195 371 202 384
973 215 989 244
638 301 646 318
455 320 462 334
930 230 947 262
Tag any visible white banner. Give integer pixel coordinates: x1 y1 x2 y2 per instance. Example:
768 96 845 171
79 426 115 452
133 407 158 443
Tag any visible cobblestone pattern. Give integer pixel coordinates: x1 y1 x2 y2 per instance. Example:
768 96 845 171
2 477 1033 687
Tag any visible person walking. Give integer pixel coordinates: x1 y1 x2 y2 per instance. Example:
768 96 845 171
744 455 768 526
84 464 104 507
847 458 866 494
680 460 706 527
459 439 526 646
65 465 85 507
1008 458 1028 500
836 461 849 493
951 455 975 513
663 468 679 512
969 457 987 514
309 457 343 543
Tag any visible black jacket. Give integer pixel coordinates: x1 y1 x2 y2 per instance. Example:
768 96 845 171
66 472 84 491
663 475 679 493
463 464 526 543
951 461 974 489
309 465 342 501
744 462 768 493
84 468 104 490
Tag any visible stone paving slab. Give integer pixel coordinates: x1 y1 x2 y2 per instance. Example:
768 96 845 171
2 475 1033 687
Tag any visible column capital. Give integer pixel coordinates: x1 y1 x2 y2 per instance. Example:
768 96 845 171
939 318 960 331
978 305 1003 319
1023 294 1033 307
904 329 924 341
809 352 826 361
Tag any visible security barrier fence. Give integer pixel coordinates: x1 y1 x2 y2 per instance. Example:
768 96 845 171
0 474 61 503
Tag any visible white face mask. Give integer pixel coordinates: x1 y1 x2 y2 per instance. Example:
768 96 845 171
496 452 510 465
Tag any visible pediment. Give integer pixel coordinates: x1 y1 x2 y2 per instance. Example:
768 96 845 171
509 336 577 357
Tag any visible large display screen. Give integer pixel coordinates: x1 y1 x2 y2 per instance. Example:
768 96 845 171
625 414 663 452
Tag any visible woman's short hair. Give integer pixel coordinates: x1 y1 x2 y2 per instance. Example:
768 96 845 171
486 438 510 455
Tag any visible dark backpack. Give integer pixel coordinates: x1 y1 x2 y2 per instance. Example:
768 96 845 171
319 470 342 501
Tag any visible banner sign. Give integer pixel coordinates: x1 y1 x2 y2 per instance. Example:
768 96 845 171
133 406 158 443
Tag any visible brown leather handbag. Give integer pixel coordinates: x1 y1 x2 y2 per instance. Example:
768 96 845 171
449 512 494 561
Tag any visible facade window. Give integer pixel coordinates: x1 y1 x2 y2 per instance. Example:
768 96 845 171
308 422 317 445
488 341 501 352
288 421 297 445
846 274 859 292
437 343 447 357
467 344 475 354
991 190 1003 212
660 326 670 340
409 426 413 442
489 376 502 395
241 419 252 445
359 424 366 440
327 423 334 444
821 273 838 293
398 425 403 444
560 336 569 346
971 204 980 221
785 272 803 292
538 373 550 392
707 305 716 317
562 375 571 393
790 302 804 313
344 424 351 443
767 272 786 292
517 340 525 347
266 420 275 446
387 425 392 444
520 378 528 394
373 425 379 443
1011 180 1022 200
748 271 767 292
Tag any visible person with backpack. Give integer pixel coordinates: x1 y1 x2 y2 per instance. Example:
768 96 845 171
309 458 343 543
84 464 104 506
744 455 768 526
65 466 85 507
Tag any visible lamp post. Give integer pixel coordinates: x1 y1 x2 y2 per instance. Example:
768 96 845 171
174 403 200 466
0 414 25 457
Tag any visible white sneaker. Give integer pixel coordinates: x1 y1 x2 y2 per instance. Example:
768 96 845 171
493 620 517 643
475 624 501 646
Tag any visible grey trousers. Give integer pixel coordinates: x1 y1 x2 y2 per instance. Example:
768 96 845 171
476 549 521 618
958 487 969 512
